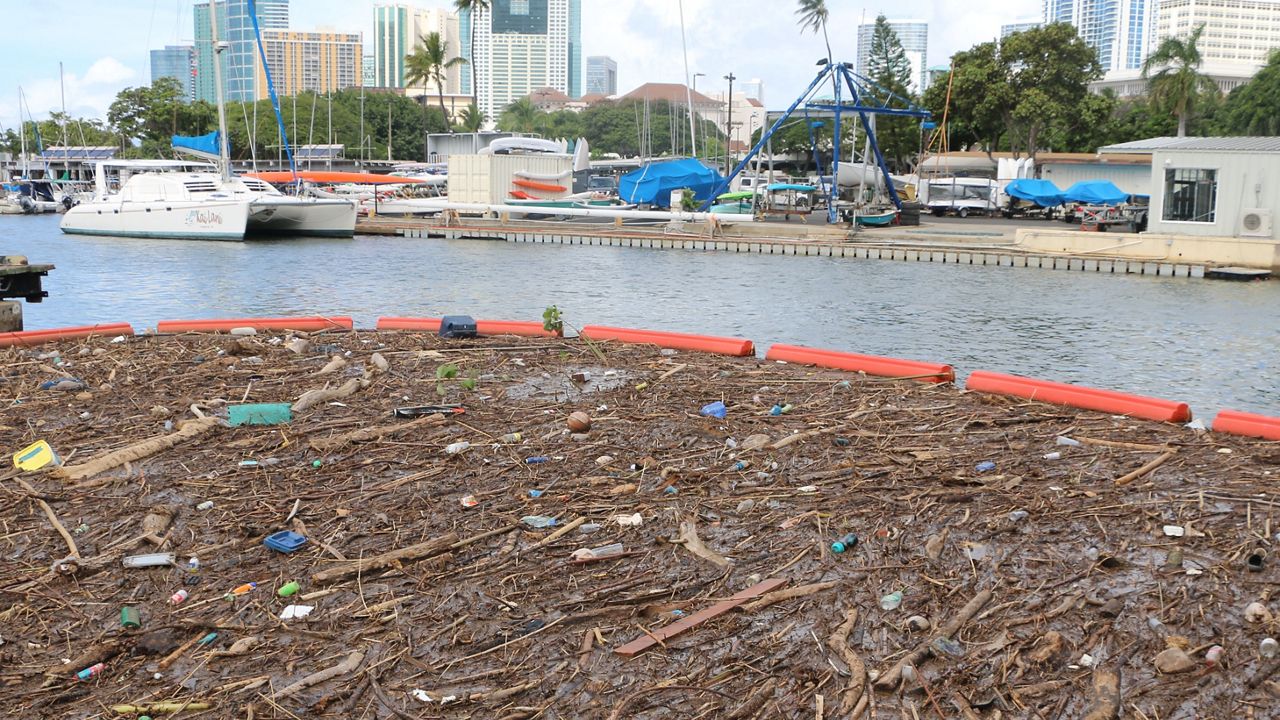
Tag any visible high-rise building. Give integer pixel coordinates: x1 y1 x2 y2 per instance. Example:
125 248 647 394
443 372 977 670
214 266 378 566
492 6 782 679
373 4 462 92
585 55 617 96
1001 20 1041 38
363 55 376 87
1043 0 1155 73
194 0 289 103
252 30 362 99
1158 0 1280 70
460 0 583 121
856 19 928 93
151 45 196 102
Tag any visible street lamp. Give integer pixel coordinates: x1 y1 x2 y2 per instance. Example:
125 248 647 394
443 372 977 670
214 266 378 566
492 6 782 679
723 72 736 172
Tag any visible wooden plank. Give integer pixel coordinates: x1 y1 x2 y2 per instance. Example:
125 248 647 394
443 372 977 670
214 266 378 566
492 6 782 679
614 578 788 658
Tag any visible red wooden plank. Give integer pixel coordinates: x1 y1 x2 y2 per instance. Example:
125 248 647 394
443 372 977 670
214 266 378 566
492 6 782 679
614 578 788 658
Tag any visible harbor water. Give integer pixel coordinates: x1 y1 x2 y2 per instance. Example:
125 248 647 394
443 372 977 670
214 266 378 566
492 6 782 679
4 214 1278 417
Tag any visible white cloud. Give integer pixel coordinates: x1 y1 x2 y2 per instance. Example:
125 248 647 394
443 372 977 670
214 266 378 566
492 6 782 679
83 57 138 86
1 56 138 132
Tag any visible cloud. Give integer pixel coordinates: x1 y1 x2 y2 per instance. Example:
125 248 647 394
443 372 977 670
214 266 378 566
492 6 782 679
1 57 138 132
83 57 138 86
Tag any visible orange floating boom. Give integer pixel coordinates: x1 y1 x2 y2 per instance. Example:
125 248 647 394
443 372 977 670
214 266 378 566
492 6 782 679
0 322 135 348
156 316 354 333
579 325 755 357
965 370 1192 423
1212 410 1280 440
765 344 954 383
375 317 559 338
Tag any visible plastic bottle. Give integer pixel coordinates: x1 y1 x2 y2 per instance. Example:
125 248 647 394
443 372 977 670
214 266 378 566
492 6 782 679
1043 451 1062 461
76 662 105 681
186 557 200 573
1056 436 1082 447
445 441 471 454
879 591 904 611
1009 510 1029 522
1205 645 1224 665
169 589 189 605
224 582 256 600
700 401 727 419
975 461 996 473
1261 638 1278 658
832 533 859 553
196 501 214 511
525 456 550 464
578 523 602 534
520 515 557 529
278 581 301 597
499 432 522 443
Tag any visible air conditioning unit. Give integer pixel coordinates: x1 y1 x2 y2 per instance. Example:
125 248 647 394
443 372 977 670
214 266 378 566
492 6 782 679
1240 208 1273 237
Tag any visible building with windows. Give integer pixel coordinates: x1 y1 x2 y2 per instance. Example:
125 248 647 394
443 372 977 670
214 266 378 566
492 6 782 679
460 0 582 121
1153 0 1280 86
855 19 928 93
363 55 376 87
194 0 290 103
1102 136 1280 241
252 29 362 100
1042 0 1156 74
1001 20 1041 37
586 55 617 96
373 4 462 92
151 45 196 102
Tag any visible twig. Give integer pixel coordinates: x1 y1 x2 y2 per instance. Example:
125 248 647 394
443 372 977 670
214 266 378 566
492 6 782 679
14 477 78 558
873 588 993 690
1114 450 1177 487
276 649 365 698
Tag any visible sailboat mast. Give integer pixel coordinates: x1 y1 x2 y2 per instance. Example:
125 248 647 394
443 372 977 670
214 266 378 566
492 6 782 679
209 0 232 180
18 88 27 178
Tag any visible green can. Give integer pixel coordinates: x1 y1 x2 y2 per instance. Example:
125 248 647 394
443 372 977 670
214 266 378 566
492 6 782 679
120 606 140 629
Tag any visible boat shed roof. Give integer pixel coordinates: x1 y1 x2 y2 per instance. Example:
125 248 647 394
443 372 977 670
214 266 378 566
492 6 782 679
1100 136 1280 153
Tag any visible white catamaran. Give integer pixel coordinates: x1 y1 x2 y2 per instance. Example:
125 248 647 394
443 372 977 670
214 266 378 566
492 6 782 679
59 0 355 240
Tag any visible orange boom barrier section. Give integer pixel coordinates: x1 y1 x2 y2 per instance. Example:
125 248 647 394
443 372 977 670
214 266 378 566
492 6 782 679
375 317 559 338
1213 410 1280 441
0 322 135 348
580 325 754 357
966 370 1193 423
765 344 954 383
156 316 354 333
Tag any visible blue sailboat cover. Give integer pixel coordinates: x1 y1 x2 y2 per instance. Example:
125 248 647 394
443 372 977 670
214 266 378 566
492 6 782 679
1004 179 1064 207
172 131 222 157
1063 180 1129 205
619 158 721 207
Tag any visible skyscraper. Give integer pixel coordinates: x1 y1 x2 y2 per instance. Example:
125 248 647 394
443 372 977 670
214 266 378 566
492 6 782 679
586 55 617 96
1001 20 1041 38
460 0 583 120
193 0 289 104
151 45 196 102
373 4 462 91
1043 0 1155 73
252 30 362 99
1154 0 1280 90
855 19 928 93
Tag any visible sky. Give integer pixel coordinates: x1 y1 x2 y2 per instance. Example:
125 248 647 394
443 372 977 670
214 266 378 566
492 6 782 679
0 0 1043 132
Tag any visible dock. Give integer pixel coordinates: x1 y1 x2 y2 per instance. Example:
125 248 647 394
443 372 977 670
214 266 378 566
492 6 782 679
357 216 1209 279
0 256 53 332
1205 266 1272 281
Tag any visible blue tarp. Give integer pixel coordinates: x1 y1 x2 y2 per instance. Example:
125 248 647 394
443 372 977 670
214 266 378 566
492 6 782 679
1064 180 1128 206
172 131 221 158
619 158 721 208
1004 178 1064 207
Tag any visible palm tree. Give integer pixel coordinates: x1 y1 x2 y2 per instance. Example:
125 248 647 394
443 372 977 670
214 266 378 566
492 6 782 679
406 32 467 135
1142 24 1219 137
454 0 491 116
499 97 539 134
457 103 485 133
795 0 832 63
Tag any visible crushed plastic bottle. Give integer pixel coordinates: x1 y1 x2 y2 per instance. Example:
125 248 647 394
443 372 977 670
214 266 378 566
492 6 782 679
578 523 602 534
445 441 471 455
570 543 624 561
499 433 523 443
700 401 727 419
1056 436 1082 447
975 461 997 473
879 591 904 611
520 515 557 529
196 501 214 511
1009 510 1029 522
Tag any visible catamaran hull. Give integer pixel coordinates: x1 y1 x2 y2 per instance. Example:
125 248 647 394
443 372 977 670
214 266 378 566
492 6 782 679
59 200 253 240
248 198 357 237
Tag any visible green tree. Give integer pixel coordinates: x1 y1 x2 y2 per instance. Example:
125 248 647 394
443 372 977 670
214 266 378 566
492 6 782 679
795 0 832 63
1142 24 1218 137
453 0 490 114
1001 23 1101 158
865 15 917 170
406 31 467 134
456 103 485 133
498 97 540 134
921 41 1008 155
1217 51 1280 135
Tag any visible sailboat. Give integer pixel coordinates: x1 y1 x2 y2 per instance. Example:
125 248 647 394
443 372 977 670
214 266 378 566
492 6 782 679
59 1 355 240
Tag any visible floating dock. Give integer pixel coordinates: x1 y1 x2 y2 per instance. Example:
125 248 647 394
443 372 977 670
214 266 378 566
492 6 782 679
358 217 1209 279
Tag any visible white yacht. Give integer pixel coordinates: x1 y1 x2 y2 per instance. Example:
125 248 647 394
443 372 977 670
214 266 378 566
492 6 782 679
60 160 356 239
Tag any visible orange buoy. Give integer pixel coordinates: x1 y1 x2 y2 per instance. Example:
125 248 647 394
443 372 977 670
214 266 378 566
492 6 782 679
965 370 1192 423
156 316 353 333
765 344 954 383
0 322 135 348
1213 410 1280 440
579 325 754 357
